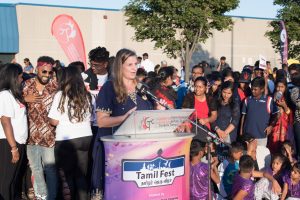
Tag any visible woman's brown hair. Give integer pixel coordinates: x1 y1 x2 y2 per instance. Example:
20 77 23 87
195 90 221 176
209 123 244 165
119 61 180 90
58 66 92 122
112 48 137 103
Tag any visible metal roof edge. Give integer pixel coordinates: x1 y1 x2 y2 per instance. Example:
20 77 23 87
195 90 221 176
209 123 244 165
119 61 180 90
0 2 121 12
0 3 16 7
225 14 279 21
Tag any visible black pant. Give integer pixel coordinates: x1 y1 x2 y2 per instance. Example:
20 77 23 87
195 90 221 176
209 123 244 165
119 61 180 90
294 122 300 160
55 136 92 200
15 150 33 198
0 139 25 200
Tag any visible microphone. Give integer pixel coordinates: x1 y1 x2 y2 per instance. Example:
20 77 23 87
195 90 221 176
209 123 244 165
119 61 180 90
274 91 283 101
136 82 171 110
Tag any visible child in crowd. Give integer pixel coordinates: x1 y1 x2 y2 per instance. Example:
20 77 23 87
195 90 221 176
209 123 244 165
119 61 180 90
218 142 244 198
190 139 220 200
281 162 300 200
281 141 298 166
255 153 289 200
231 155 255 200
240 77 279 147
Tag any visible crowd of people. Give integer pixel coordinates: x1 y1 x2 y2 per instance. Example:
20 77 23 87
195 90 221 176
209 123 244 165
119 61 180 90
0 46 300 200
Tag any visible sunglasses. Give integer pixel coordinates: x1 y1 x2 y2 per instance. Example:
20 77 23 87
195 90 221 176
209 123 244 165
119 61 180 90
42 70 53 75
89 62 106 68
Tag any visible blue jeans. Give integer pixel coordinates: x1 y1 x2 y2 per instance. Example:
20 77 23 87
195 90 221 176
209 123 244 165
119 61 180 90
27 145 57 200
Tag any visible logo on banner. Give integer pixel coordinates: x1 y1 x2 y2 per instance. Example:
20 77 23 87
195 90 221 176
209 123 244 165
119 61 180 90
279 21 288 64
141 116 154 130
140 115 186 131
51 14 87 69
280 29 287 43
122 151 185 188
59 21 77 43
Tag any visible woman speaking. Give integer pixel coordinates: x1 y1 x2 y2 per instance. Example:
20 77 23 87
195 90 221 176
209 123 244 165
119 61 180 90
91 49 153 195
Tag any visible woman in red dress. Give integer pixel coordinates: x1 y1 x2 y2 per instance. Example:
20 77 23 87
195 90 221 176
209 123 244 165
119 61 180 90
268 78 294 154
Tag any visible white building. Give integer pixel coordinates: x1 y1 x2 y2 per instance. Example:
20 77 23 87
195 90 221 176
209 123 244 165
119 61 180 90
0 3 281 72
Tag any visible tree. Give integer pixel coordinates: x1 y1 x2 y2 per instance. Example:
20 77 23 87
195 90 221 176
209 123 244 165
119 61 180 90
266 0 300 59
124 0 239 81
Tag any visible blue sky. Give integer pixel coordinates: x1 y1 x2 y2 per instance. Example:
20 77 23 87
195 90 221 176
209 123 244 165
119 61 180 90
1 0 281 19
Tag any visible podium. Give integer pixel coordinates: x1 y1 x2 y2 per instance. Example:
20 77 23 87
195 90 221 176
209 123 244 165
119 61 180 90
101 109 195 200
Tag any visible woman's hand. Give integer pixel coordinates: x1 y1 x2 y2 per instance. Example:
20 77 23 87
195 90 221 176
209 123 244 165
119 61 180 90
24 94 43 103
276 99 288 109
125 107 137 118
11 148 19 163
175 121 192 133
216 129 227 139
198 118 208 125
264 126 273 136
155 99 174 110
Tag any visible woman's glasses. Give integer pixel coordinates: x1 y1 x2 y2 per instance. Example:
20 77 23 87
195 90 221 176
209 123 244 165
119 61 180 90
42 70 54 75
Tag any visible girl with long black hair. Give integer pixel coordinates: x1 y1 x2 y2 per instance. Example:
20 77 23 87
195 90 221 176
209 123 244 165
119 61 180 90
212 81 240 143
268 78 294 154
48 66 93 199
0 63 28 199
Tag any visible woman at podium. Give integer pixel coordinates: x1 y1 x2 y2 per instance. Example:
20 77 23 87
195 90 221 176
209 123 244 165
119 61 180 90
91 48 153 196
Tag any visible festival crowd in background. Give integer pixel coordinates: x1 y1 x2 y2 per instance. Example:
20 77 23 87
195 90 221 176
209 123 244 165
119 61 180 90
0 46 300 200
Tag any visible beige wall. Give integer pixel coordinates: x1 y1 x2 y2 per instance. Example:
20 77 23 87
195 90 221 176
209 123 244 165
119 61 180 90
14 5 280 73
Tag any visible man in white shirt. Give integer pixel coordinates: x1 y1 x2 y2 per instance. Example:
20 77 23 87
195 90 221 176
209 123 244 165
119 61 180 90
141 53 155 72
83 46 110 134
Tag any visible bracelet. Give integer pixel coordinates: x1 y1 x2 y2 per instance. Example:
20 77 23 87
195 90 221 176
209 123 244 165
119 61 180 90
11 148 18 153
11 145 17 149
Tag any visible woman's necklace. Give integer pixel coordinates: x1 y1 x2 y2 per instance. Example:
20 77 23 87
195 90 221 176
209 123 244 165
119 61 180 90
128 91 137 105
125 80 137 104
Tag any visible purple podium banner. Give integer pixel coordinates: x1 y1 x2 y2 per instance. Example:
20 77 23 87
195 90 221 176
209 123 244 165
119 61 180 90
102 134 193 200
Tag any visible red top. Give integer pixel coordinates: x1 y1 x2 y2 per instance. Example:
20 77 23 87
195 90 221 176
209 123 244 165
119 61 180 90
238 88 246 102
194 96 210 129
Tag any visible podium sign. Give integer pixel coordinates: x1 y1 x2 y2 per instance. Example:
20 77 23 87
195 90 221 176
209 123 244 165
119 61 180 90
114 109 194 135
102 109 195 200
102 134 193 200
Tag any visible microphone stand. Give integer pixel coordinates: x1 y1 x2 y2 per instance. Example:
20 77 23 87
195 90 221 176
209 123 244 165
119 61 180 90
187 119 231 200
137 83 231 200
207 136 212 200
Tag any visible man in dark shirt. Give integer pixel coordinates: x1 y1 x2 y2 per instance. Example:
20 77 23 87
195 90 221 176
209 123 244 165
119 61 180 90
217 56 230 72
240 77 279 147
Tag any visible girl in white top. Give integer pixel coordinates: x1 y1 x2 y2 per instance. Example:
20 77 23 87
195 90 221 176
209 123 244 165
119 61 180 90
48 66 92 199
0 63 28 199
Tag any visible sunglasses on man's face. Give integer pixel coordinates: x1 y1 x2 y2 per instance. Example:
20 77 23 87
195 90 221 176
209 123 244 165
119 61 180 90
41 70 54 75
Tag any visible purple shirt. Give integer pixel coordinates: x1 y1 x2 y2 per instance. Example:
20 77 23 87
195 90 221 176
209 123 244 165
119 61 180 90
283 175 300 198
231 174 255 200
190 162 209 200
